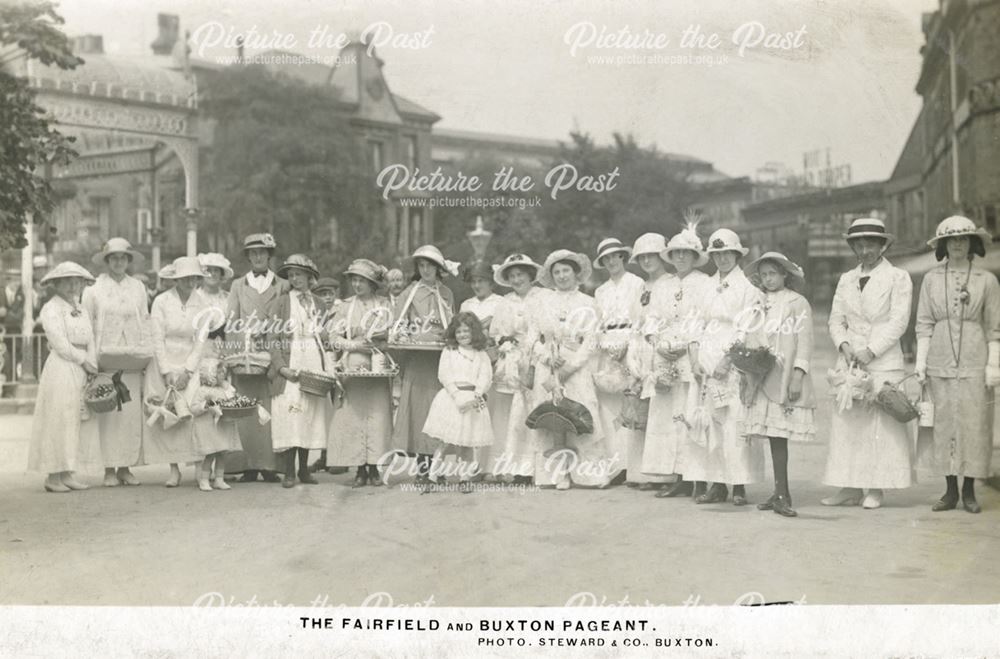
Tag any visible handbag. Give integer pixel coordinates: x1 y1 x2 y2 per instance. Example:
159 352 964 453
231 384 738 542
873 373 920 423
616 389 649 431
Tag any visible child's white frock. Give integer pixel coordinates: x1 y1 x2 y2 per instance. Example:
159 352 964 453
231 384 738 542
423 347 494 447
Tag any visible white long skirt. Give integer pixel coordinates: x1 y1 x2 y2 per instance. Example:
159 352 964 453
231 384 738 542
823 369 916 489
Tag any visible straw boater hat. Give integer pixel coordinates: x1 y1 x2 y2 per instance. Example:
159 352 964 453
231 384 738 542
628 233 668 263
593 238 631 269
277 254 319 280
343 259 386 288
662 215 709 268
493 253 541 288
197 252 234 279
41 261 95 285
537 249 592 289
843 218 894 247
706 228 749 256
242 233 277 252
160 256 207 280
745 251 805 291
92 237 145 267
462 260 497 283
411 244 460 277
313 277 341 293
927 215 992 259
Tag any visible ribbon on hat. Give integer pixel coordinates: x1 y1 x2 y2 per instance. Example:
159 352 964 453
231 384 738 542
444 259 461 277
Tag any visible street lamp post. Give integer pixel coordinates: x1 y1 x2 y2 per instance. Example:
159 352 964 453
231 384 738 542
467 215 492 261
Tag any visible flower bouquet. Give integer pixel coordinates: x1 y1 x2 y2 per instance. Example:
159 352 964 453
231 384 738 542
726 342 777 378
654 360 682 393
826 363 873 413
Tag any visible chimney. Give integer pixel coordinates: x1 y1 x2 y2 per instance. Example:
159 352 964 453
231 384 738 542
151 13 180 55
72 34 104 55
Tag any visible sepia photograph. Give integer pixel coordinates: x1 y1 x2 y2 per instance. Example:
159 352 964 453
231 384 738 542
1 0 998 654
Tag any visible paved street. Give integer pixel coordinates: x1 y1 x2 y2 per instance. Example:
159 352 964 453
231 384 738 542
2 319 999 606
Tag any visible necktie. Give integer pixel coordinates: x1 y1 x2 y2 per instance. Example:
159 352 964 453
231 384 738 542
859 276 870 292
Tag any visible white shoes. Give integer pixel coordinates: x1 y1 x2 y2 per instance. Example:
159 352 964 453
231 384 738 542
862 489 884 509
821 487 862 507
211 477 231 490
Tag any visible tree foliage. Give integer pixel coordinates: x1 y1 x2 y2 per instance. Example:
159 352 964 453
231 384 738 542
199 65 377 278
0 1 82 251
434 131 696 275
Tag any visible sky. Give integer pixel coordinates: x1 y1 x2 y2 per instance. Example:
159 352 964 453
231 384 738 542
54 0 940 183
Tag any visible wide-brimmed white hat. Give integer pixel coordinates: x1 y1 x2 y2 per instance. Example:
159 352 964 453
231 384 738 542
537 249 592 289
41 261 95 285
628 233 667 263
662 230 708 268
161 256 207 280
706 228 748 256
493 253 541 288
843 218 894 247
92 237 145 267
927 215 992 249
593 238 631 269
411 244 460 277
745 251 805 290
197 252 234 279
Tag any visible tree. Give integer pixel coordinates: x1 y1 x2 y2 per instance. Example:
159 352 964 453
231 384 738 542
198 65 377 278
0 1 81 251
432 131 696 272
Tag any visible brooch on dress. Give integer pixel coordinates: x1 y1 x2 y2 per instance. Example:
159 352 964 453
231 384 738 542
716 281 729 294
640 291 651 306
674 289 683 302
70 308 81 317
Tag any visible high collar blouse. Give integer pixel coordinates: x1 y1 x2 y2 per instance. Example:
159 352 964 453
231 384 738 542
81 273 150 352
829 258 913 372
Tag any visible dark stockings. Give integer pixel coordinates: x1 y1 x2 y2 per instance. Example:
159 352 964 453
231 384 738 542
769 437 790 499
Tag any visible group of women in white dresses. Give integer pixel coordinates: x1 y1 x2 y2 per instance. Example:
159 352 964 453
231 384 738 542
27 214 1000 514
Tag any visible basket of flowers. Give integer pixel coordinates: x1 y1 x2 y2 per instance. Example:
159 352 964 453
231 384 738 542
85 373 119 414
726 342 777 378
216 394 259 420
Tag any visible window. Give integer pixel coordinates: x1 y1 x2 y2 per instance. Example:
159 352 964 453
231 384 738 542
90 196 112 236
396 206 407 255
369 140 384 175
410 209 423 246
406 135 419 170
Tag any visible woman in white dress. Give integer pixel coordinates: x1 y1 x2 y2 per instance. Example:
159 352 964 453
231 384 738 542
690 229 765 505
915 216 1000 513
82 238 150 487
191 253 240 491
621 233 673 490
145 257 209 487
423 312 495 492
824 218 915 510
267 254 334 489
458 260 503 481
326 259 394 487
592 238 644 485
28 263 99 493
644 222 712 500
528 249 610 490
486 254 545 484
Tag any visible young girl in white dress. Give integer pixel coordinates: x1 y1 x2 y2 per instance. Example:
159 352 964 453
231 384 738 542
741 253 817 518
423 312 494 493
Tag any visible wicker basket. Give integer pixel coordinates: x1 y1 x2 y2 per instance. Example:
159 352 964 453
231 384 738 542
298 370 339 397
85 373 119 414
219 404 257 420
874 374 920 423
